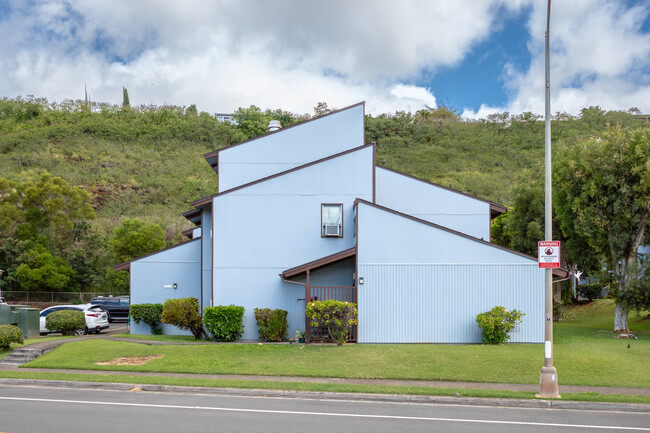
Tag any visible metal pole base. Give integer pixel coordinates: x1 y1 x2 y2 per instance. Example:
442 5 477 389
536 366 561 398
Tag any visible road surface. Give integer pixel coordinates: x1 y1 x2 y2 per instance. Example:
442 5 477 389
1 384 649 432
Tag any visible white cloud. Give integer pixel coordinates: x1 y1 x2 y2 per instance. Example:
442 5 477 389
0 0 525 115
1 0 648 117
502 0 650 115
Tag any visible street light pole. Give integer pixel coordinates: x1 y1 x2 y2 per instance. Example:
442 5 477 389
537 0 561 399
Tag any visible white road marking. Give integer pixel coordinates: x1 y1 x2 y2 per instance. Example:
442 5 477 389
1 396 649 430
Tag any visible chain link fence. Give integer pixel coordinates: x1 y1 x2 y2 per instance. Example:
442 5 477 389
0 291 128 304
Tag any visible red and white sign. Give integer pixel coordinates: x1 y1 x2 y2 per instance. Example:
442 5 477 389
538 241 560 268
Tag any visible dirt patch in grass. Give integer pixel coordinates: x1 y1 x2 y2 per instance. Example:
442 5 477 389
96 355 163 366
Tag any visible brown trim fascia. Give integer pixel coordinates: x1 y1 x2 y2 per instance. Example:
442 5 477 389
281 247 357 279
181 227 195 239
193 143 375 207
355 198 538 262
489 203 508 218
203 101 366 169
112 238 201 272
376 165 508 216
182 208 202 225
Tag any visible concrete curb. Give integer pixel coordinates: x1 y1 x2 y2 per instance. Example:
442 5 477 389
1 378 649 413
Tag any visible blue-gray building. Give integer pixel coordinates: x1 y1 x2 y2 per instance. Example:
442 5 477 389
117 102 552 343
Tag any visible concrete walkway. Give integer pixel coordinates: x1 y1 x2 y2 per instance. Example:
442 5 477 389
1 328 649 398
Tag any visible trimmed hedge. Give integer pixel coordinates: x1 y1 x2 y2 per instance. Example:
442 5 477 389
254 308 288 342
130 303 164 335
203 305 245 342
476 306 525 344
46 310 86 335
161 297 205 340
0 325 23 348
306 300 358 345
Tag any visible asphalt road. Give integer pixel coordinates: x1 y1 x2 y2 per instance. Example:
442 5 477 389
1 385 649 433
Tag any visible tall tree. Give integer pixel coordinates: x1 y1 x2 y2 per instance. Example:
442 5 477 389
555 127 650 331
111 218 165 263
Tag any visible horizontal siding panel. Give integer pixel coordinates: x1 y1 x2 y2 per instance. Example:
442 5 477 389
357 264 543 343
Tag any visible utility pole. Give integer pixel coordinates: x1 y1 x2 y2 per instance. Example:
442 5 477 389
537 0 561 399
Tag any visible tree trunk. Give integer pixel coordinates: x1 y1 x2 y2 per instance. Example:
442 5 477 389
613 302 629 332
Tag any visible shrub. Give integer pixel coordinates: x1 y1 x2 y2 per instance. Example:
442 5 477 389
46 310 86 335
306 300 358 345
578 283 602 301
0 325 23 348
254 308 288 342
203 305 245 342
476 306 525 344
130 303 164 335
161 297 205 340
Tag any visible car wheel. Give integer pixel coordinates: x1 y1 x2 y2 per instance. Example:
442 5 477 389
74 327 88 336
106 312 112 323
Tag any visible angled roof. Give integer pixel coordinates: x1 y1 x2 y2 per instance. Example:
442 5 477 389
376 165 508 218
182 208 202 225
203 102 365 172
354 198 568 277
192 143 374 207
281 247 356 279
113 238 201 272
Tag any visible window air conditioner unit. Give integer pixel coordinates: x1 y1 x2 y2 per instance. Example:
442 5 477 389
323 224 341 237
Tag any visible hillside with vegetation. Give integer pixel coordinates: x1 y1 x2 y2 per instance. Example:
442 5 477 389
0 97 647 305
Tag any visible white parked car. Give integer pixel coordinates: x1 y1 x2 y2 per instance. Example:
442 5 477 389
39 304 109 335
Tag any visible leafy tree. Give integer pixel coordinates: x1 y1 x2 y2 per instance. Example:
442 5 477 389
0 173 95 254
122 87 130 109
111 218 165 263
555 127 650 331
14 246 74 291
313 102 334 116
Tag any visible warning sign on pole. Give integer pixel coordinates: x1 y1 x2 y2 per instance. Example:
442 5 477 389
538 241 560 268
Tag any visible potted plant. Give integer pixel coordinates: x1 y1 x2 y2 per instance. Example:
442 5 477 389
295 330 306 344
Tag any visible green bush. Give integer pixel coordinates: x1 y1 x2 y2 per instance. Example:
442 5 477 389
0 325 23 348
130 303 164 335
46 310 86 335
476 306 525 344
161 297 205 340
578 283 602 301
203 305 245 342
306 300 358 345
254 308 288 342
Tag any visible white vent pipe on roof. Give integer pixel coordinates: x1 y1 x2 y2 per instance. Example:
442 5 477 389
268 120 282 132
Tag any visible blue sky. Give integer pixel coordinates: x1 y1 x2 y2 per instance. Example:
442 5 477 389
1 0 649 117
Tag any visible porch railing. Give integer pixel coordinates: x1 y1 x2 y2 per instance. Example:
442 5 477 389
307 285 357 343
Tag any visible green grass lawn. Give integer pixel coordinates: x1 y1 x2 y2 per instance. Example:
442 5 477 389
11 300 650 389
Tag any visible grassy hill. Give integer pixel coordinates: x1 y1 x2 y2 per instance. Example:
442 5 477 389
1 97 646 291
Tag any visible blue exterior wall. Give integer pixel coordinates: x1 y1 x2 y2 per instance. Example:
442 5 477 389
130 239 201 335
201 205 213 310
355 202 544 343
217 104 365 192
375 167 491 240
212 146 374 339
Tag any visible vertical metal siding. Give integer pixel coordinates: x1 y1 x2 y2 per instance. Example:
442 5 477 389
358 264 543 343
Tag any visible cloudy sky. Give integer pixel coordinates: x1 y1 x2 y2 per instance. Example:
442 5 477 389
1 0 649 118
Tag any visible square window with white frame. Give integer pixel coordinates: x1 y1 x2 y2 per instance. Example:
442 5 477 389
322 204 343 237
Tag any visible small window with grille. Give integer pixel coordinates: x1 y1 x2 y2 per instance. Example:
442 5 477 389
321 204 343 237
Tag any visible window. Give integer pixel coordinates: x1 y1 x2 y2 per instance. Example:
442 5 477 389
322 203 343 237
